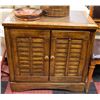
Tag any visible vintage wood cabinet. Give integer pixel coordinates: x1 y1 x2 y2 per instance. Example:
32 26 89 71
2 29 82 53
2 11 97 92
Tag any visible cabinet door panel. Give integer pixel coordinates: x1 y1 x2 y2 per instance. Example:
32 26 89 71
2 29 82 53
10 29 50 82
50 30 90 82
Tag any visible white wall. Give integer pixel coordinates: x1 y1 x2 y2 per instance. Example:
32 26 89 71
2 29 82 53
0 0 100 5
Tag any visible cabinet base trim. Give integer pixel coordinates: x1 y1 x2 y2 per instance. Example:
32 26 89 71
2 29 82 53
10 82 85 92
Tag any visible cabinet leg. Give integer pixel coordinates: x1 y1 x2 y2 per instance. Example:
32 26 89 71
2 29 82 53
86 65 95 93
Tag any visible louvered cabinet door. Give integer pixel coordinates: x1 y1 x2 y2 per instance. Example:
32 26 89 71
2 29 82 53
50 30 90 82
10 29 50 82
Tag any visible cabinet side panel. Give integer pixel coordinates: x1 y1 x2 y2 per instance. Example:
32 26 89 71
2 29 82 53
82 31 96 81
4 28 15 81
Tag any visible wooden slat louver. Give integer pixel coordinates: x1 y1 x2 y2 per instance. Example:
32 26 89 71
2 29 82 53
50 31 89 82
10 29 50 82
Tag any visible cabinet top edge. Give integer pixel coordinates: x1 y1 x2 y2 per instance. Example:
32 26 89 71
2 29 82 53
2 11 98 30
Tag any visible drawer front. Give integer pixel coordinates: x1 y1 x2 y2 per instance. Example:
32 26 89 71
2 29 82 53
10 29 50 82
50 30 90 82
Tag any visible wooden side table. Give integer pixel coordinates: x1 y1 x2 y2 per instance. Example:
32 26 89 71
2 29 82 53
86 58 100 93
86 16 100 93
86 6 100 93
86 39 100 93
